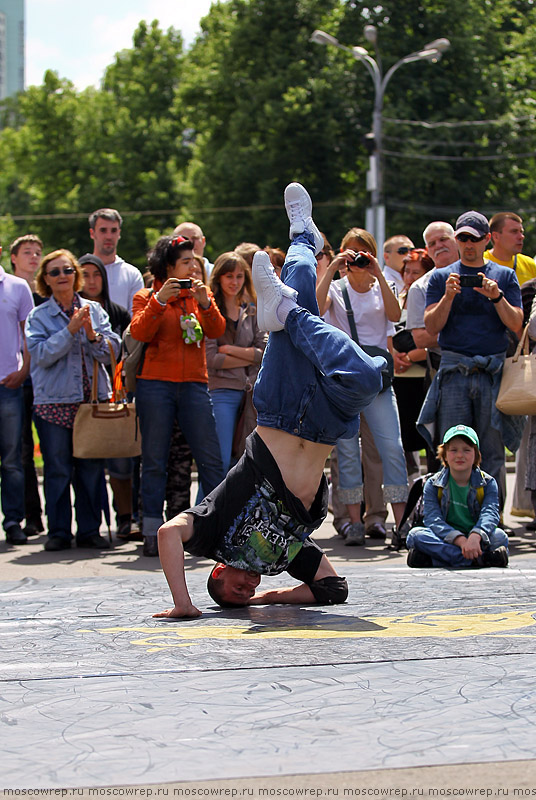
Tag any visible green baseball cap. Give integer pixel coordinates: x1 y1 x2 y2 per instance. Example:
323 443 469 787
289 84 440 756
442 424 479 448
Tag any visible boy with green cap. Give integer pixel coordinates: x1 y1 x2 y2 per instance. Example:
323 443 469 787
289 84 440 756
406 424 509 568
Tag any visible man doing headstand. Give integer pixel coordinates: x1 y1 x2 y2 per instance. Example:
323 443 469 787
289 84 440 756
154 183 385 618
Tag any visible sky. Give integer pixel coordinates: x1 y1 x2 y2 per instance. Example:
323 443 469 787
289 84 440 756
25 0 216 90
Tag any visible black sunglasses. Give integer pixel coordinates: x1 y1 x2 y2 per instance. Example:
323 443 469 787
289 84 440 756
456 233 486 243
46 266 75 277
397 246 415 255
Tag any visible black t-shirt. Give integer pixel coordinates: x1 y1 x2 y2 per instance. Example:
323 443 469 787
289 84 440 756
185 432 327 584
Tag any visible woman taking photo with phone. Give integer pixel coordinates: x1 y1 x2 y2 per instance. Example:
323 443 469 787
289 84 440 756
130 235 226 556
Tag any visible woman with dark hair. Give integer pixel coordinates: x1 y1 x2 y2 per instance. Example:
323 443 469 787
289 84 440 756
25 249 121 552
130 235 226 556
207 252 267 473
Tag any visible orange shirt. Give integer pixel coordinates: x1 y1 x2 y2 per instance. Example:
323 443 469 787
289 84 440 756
130 285 226 383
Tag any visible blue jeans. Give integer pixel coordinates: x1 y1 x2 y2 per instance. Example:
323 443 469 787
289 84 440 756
437 368 506 507
210 388 244 474
34 415 103 543
253 235 384 444
336 387 408 504
136 379 225 537
0 384 25 531
407 526 509 568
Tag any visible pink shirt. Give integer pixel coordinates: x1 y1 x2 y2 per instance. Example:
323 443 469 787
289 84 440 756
0 266 34 382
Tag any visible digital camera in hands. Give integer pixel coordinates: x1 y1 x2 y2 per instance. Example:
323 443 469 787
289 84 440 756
348 254 371 269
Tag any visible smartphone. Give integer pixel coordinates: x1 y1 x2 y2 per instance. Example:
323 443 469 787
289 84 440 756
459 274 483 288
177 279 192 289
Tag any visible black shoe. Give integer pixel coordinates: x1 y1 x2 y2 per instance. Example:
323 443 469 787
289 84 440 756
116 519 132 540
366 522 387 540
407 548 433 568
77 534 111 549
143 536 159 557
526 520 536 531
483 546 509 568
6 524 28 545
24 519 44 536
44 536 71 551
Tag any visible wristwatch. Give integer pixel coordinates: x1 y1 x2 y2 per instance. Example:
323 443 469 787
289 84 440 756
88 333 103 343
490 290 504 304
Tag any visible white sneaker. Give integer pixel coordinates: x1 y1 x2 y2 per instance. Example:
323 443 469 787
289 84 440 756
284 182 324 255
252 251 297 332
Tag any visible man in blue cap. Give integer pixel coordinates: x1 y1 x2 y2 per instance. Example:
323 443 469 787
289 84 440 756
418 210 524 509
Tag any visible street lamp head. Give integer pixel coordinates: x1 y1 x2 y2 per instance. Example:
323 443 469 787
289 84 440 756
363 25 377 44
310 29 340 47
424 37 450 54
352 45 369 60
418 48 443 63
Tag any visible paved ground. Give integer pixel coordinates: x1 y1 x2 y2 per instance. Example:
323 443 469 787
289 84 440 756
1 471 536 795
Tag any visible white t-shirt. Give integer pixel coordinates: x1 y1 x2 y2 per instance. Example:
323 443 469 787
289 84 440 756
0 267 34 382
326 277 395 349
104 256 144 313
382 265 404 293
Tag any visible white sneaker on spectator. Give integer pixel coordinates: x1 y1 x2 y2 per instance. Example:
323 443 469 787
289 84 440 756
252 251 298 332
284 182 324 255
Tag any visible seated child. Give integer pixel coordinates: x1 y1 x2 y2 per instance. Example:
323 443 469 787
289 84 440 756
406 424 509 568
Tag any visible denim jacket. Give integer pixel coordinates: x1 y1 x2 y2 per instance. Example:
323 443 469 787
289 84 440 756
25 294 121 404
423 466 500 546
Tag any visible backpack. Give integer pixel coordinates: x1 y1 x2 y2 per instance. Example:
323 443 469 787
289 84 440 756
390 472 485 551
113 291 152 395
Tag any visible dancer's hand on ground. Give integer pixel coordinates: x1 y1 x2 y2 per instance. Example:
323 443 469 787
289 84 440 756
153 604 202 619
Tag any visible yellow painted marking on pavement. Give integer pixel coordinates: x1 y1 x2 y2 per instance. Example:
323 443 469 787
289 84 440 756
77 606 536 651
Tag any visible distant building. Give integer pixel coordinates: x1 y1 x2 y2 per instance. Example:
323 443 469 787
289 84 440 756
0 0 24 100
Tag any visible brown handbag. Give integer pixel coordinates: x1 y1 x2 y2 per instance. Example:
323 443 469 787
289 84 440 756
73 341 142 458
496 323 536 415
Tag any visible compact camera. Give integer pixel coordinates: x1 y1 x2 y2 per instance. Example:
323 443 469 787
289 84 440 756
177 279 192 289
348 254 371 269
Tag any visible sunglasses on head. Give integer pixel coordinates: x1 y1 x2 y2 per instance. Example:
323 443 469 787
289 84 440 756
397 246 415 255
47 266 75 277
456 233 486 243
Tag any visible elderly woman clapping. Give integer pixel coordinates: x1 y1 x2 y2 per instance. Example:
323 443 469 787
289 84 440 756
25 249 121 552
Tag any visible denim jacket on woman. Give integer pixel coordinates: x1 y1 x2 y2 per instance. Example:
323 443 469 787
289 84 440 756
25 294 121 405
422 465 500 546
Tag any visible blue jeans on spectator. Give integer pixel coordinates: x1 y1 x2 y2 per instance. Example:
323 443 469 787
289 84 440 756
437 368 506 508
254 236 384 444
136 379 225 537
407 526 509 568
336 387 408 505
34 415 103 544
0 384 25 533
210 387 244 474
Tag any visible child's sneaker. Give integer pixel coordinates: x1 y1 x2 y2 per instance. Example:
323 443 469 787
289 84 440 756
284 182 324 254
407 548 433 568
482 545 509 568
252 251 298 332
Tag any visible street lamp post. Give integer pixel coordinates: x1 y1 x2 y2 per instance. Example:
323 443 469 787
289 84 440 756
311 28 450 255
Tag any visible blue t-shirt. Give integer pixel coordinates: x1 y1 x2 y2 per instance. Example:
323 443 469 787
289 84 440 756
426 259 522 356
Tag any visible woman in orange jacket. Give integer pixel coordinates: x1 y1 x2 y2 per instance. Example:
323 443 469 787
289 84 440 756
130 235 226 556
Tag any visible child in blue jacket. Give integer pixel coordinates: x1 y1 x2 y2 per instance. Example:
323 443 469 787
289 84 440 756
406 424 508 568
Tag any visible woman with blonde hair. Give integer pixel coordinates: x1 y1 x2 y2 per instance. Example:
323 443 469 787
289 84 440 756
207 252 267 473
25 249 120 551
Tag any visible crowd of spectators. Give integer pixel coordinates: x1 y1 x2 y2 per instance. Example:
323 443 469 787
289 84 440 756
0 203 534 563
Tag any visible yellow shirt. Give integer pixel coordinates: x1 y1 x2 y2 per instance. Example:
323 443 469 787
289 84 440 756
484 250 536 287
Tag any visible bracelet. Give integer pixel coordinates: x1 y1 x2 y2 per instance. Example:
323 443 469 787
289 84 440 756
490 290 504 304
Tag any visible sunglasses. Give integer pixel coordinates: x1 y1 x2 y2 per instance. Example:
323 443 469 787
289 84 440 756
456 233 486 243
46 266 75 277
397 246 415 255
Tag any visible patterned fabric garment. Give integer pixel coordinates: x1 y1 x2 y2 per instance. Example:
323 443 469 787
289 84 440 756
34 295 91 429
213 477 315 575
